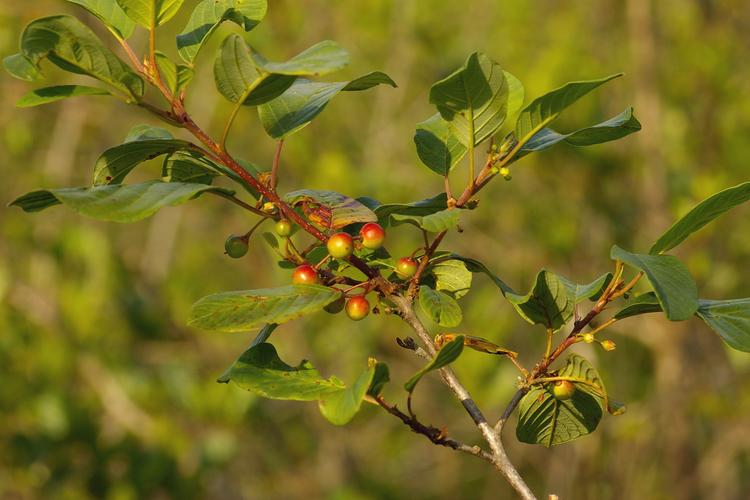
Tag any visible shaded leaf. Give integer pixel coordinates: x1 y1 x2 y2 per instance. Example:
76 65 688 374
258 75 394 138
448 254 514 295
414 113 467 176
162 151 218 184
650 181 750 255
10 181 230 222
93 138 193 185
367 361 390 397
66 0 135 39
515 74 622 147
391 208 460 233
519 107 641 154
517 354 605 447
435 333 517 358
614 292 662 320
404 336 464 392
342 71 396 91
611 245 698 321
20 15 144 98
506 270 575 331
124 124 173 141
189 284 341 332
16 85 109 107
217 342 344 398
696 298 750 352
155 52 193 94
373 193 448 227
418 286 462 327
177 0 267 63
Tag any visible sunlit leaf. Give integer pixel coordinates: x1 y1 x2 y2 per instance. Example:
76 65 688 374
650 182 750 255
116 0 185 27
404 336 464 392
189 284 341 332
16 85 109 107
418 286 462 327
66 0 135 39
414 113 467 176
10 181 231 222
611 245 697 321
696 298 750 352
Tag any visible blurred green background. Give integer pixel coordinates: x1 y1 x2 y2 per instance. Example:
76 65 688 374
2 1 750 499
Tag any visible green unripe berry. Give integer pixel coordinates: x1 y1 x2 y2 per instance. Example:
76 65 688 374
552 380 576 400
224 234 249 258
327 232 354 259
275 219 292 237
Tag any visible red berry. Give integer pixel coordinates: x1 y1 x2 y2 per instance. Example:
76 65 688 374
396 257 418 278
552 380 576 400
345 296 370 321
292 264 319 285
359 222 385 249
327 232 354 259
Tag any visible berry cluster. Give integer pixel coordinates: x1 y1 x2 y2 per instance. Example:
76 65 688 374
227 219 421 321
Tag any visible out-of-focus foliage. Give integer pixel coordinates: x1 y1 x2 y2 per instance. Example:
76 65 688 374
2 1 750 499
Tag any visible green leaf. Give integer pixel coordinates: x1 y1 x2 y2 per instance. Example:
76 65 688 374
217 343 345 399
10 181 230 222
429 53 514 146
611 245 698 321
342 71 396 91
516 354 605 447
404 336 464 392
258 75 393 138
519 107 641 154
372 194 448 227
283 189 377 230
19 15 144 99
515 74 622 148
177 0 267 64
418 286 462 327
506 270 575 331
367 361 390 397
66 0 136 39
162 151 218 184
16 85 109 107
189 284 341 332
414 113 468 176
614 292 662 320
319 361 376 425
431 260 472 299
696 298 750 352
650 182 750 255
3 53 43 81
155 52 193 94
124 124 174 141
253 40 349 76
115 0 185 27
391 208 460 233
560 273 613 302
93 137 193 185
213 34 296 106
447 254 514 295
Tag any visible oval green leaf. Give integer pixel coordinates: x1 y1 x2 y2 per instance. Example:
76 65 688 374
189 284 341 332
418 286 462 327
696 298 750 352
16 85 110 107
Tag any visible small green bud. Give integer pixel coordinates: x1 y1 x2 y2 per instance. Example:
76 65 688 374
582 333 595 344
